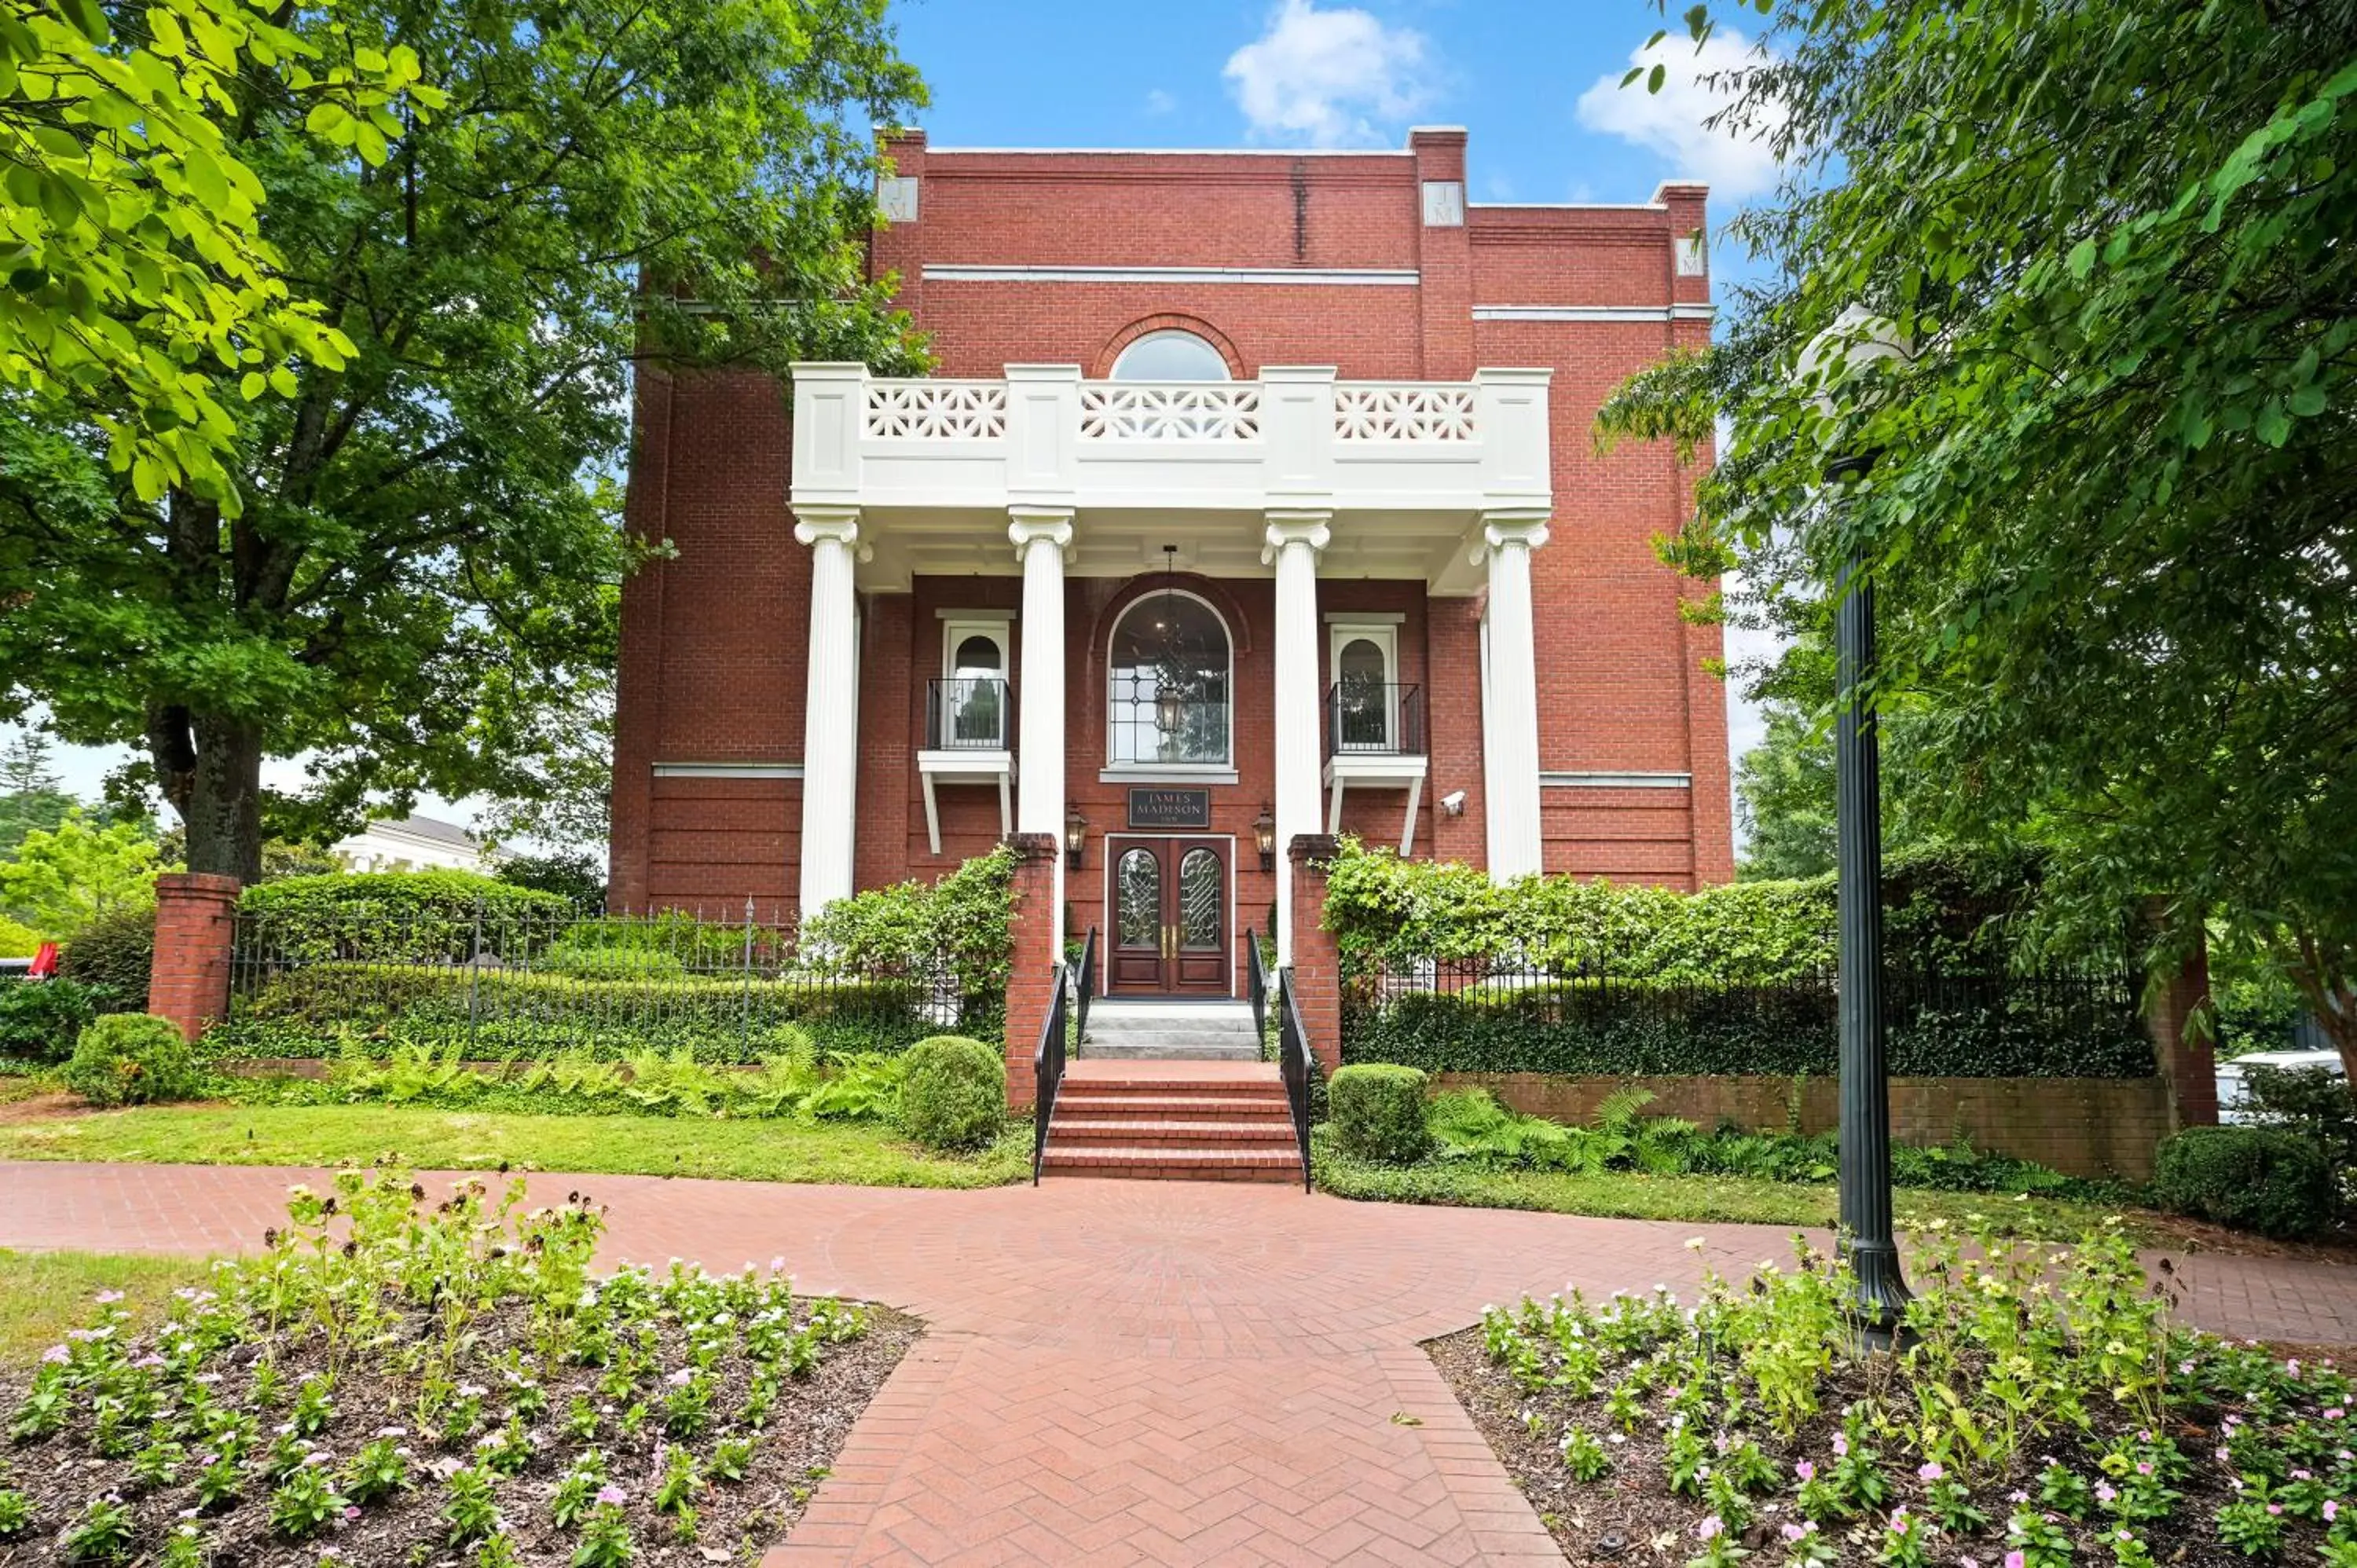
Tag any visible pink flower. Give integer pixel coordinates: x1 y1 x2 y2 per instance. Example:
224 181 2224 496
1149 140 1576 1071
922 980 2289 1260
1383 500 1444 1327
1781 1523 1809 1542
1832 1433 1850 1457
2006 1553 2026 1568
595 1486 625 1506
2327 1499 2341 1522
2330 1408 2347 1420
1696 1515 1723 1541
2267 1504 2283 1515
1795 1460 1816 1481
95 1289 124 1304
39 1345 66 1365
1919 1461 1945 1481
2095 1482 2117 1503
665 1368 693 1387
343 1508 361 1520
2135 1461 2151 1476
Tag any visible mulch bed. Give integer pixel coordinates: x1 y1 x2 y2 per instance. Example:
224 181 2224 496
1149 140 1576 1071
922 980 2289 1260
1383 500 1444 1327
0 1178 918 1566
1427 1318 2344 1566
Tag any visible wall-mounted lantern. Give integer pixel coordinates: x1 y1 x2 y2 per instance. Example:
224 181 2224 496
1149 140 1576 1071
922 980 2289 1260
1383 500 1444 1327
1252 804 1277 871
1065 809 1087 871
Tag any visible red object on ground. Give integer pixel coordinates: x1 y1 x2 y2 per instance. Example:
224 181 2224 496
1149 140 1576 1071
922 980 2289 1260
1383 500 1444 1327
26 941 57 978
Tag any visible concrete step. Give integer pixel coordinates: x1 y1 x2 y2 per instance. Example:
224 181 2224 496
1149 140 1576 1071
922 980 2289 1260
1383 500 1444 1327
1047 1117 1296 1148
1053 1092 1289 1121
1082 1042 1263 1061
1038 1145 1302 1182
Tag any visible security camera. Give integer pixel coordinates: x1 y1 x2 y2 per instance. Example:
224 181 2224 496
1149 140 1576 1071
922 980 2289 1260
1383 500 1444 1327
1440 789 1466 816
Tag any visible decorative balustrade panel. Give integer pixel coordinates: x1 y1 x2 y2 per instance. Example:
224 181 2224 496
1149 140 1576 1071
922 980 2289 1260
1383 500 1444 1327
1332 384 1477 441
864 381 1008 440
1079 384 1263 441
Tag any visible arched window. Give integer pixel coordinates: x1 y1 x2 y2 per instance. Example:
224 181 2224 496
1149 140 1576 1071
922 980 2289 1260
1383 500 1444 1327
1108 589 1231 765
1110 330 1231 382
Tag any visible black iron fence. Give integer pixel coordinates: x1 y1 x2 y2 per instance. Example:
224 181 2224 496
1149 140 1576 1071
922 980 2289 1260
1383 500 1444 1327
1325 681 1425 757
927 677 1012 751
1340 956 2152 1080
1276 969 1315 1189
218 900 984 1062
1070 925 1097 1041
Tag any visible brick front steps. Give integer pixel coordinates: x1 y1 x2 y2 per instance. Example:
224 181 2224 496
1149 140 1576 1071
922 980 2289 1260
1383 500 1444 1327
1039 1060 1304 1183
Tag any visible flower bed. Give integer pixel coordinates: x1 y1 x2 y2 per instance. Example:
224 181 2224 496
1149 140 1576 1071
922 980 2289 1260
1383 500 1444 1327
0 1170 916 1565
1432 1224 2356 1565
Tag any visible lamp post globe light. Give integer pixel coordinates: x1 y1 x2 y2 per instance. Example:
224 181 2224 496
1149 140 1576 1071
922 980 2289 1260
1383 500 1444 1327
1798 305 1916 1343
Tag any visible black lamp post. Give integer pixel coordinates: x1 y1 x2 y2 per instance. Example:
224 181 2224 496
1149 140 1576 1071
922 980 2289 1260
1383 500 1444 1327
1807 308 1913 1344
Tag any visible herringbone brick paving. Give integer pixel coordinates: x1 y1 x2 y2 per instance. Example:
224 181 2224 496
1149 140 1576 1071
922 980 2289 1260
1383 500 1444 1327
7 1161 2355 1564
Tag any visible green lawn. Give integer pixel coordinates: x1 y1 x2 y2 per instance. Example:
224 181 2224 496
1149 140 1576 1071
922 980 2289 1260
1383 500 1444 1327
1311 1136 2151 1244
0 1103 1033 1188
0 1248 217 1362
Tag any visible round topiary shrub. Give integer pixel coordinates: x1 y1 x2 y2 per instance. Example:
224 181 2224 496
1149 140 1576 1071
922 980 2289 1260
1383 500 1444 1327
1329 1064 1432 1164
897 1034 1004 1152
2154 1124 2333 1240
65 1014 201 1108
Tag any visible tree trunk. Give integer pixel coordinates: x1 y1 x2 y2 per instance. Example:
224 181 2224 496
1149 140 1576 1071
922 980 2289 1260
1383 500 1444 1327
2280 929 2357 1105
148 704 266 885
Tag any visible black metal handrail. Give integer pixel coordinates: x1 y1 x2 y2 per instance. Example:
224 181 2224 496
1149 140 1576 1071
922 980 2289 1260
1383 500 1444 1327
926 676 1012 750
1244 923 1269 1044
1072 925 1097 1042
1324 681 1425 758
1031 962 1069 1185
1276 968 1314 1192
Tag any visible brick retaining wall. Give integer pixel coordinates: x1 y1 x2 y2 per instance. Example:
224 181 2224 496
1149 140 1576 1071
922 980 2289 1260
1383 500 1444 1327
1436 1072 2172 1182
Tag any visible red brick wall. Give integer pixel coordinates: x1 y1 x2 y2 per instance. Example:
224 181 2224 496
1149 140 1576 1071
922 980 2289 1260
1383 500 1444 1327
149 872 240 1041
606 133 1734 912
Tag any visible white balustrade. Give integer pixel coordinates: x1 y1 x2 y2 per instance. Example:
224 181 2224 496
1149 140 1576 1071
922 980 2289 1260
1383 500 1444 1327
1332 383 1476 441
1078 383 1263 441
864 380 1008 440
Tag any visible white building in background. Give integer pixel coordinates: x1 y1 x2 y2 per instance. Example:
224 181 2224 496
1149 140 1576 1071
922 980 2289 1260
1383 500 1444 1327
331 813 494 874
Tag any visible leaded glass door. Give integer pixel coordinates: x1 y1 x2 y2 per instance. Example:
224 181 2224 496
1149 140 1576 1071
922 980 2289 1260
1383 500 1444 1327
1105 837 1231 996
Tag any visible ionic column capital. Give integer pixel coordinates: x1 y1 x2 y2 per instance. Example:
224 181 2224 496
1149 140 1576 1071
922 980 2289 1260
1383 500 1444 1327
793 507 863 550
1472 511 1551 562
1007 507 1075 561
1261 513 1332 564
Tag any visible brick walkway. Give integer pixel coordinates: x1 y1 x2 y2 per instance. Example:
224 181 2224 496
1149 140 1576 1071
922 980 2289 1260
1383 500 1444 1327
9 1162 2357 1565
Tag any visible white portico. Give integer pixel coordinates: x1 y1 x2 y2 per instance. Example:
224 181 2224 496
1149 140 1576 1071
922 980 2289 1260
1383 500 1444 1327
786 356 1555 963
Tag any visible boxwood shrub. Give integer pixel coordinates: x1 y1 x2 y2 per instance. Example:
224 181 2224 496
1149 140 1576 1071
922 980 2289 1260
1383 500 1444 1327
898 1034 1005 1151
66 1013 200 1107
2154 1125 2333 1240
1329 1064 1432 1164
238 870 573 963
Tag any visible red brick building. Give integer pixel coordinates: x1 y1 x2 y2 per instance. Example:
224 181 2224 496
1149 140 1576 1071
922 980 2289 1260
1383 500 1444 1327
607 126 1729 997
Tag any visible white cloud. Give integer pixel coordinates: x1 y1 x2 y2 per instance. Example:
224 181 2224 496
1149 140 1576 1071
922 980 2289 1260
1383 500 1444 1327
1222 0 1435 148
1143 88 1177 116
1574 27 1783 202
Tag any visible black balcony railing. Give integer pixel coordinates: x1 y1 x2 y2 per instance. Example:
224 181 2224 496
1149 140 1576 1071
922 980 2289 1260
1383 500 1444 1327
1325 681 1425 757
927 677 1012 750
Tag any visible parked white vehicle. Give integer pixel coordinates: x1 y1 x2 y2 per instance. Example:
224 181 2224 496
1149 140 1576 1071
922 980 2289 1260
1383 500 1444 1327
2216 1048 2346 1124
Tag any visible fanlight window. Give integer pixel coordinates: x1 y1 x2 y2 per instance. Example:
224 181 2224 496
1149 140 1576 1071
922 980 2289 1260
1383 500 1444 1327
1108 592 1231 766
1109 330 1230 382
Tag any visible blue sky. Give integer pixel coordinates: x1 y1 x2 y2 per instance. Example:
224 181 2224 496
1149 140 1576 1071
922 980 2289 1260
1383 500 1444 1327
33 0 1785 845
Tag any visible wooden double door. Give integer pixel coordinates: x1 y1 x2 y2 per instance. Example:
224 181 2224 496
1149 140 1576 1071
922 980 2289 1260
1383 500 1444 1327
1107 836 1231 996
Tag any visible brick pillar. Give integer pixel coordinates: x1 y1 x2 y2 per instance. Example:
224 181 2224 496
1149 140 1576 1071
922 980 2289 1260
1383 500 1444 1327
2142 902 2218 1130
999 833 1061 1111
148 872 241 1042
1286 834 1343 1078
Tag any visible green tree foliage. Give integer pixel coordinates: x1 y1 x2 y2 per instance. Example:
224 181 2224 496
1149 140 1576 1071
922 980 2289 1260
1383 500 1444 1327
0 726 71 855
1 0 438 504
1602 0 2357 1072
0 811 164 933
2 0 926 884
1735 697 1941 881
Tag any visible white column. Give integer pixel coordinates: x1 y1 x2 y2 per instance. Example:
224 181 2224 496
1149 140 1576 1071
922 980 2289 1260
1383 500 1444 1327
794 507 863 917
1265 512 1330 962
1479 514 1549 881
1009 507 1072 957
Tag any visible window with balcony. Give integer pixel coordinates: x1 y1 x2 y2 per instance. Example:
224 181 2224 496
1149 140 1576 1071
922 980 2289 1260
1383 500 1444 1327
1108 591 1230 767
1109 329 1230 382
930 618 1010 751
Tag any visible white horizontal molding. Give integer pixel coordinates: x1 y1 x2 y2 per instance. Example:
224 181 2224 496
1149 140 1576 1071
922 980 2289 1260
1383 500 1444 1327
1100 766 1240 786
1323 610 1406 625
1540 771 1692 789
1473 303 1715 323
926 264 1420 288
653 761 805 779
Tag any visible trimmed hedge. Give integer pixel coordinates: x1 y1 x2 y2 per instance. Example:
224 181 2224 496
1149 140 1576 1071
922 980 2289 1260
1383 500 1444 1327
1329 1064 1432 1164
0 977 110 1063
2154 1125 2333 1240
66 1013 200 1107
206 962 961 1063
239 870 573 962
58 904 154 1010
1340 978 2154 1079
899 1034 1004 1151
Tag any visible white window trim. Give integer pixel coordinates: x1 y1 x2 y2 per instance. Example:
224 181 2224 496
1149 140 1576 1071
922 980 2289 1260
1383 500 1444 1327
1326 622 1399 751
940 617 1012 679
1105 586 1235 770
